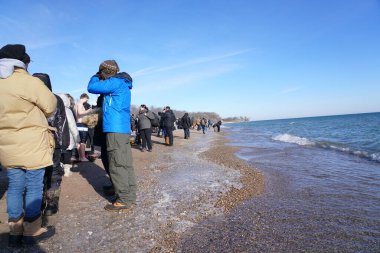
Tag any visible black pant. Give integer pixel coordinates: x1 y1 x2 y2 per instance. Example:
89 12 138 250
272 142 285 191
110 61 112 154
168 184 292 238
140 128 152 150
164 127 174 145
100 133 110 176
44 149 64 191
87 127 95 153
61 150 72 164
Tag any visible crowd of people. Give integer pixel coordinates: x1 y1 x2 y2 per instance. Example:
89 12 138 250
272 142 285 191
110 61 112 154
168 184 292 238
0 44 223 248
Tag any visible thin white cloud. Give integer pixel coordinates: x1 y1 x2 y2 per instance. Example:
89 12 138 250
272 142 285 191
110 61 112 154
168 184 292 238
131 49 252 77
28 36 78 50
281 86 301 94
0 15 28 32
134 64 239 94
71 42 90 54
36 3 52 16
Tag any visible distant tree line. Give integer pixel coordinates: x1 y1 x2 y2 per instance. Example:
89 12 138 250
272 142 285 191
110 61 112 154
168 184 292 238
222 116 250 122
131 104 249 123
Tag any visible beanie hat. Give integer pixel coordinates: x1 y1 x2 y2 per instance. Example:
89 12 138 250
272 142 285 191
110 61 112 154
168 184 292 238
33 73 52 91
0 44 30 64
99 60 119 79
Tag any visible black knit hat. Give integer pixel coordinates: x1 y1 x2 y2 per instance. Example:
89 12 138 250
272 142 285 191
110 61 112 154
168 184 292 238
33 73 52 91
0 44 30 64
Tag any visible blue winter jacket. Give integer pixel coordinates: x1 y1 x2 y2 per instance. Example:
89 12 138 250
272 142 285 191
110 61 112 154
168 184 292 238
87 74 132 134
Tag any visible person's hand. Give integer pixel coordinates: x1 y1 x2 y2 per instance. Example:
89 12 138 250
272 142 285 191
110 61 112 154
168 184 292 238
95 72 105 80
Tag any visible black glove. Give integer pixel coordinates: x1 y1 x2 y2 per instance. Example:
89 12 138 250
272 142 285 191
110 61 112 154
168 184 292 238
94 72 102 79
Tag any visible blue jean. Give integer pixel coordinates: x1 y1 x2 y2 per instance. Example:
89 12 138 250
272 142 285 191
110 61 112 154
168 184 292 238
7 168 45 221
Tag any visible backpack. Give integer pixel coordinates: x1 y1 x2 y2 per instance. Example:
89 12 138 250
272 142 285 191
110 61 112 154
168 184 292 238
150 112 160 127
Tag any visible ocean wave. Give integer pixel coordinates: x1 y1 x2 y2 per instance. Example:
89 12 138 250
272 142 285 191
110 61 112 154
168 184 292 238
272 134 380 162
370 153 380 162
272 134 315 146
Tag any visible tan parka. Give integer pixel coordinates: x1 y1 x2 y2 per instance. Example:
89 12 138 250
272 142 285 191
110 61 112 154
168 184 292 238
0 68 57 169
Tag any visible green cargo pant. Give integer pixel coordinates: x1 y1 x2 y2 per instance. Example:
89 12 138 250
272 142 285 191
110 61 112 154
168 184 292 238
106 133 136 206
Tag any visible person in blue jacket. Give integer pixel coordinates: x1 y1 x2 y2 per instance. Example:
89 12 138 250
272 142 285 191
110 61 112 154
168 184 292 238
87 60 136 212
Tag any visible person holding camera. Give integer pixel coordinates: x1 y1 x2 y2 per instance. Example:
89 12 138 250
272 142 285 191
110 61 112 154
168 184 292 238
87 60 136 212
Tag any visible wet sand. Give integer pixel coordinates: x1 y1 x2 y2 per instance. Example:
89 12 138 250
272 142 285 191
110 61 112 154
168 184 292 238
199 133 264 213
0 129 264 252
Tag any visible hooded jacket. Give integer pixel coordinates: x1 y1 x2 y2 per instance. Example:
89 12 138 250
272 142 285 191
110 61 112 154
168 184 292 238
87 72 132 134
0 65 57 169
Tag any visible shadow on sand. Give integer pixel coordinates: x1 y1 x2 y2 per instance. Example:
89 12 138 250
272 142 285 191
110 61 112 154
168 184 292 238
0 232 48 253
71 161 113 202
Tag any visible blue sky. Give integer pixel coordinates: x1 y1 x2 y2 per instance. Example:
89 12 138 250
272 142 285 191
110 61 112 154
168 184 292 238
1 0 379 120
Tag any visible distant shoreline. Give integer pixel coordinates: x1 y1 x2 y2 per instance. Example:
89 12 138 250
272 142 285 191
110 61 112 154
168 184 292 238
248 111 380 123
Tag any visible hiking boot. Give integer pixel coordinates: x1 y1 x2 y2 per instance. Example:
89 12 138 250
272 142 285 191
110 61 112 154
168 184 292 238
104 201 130 212
8 216 23 247
22 216 55 245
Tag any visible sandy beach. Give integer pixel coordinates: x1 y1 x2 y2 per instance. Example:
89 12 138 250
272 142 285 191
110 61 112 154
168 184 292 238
0 128 264 253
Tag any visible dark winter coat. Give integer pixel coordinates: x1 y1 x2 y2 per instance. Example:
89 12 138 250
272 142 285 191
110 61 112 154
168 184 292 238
32 73 70 150
158 112 164 128
48 95 70 150
181 113 192 129
162 110 176 128
93 95 105 147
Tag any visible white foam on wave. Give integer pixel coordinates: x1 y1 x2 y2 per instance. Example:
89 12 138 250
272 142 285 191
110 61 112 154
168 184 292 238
370 153 380 162
272 134 380 163
272 133 315 146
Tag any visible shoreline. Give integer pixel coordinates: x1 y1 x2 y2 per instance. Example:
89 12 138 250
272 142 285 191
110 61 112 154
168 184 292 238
150 130 266 252
200 132 265 213
0 129 265 252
